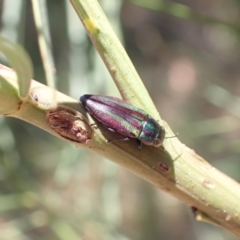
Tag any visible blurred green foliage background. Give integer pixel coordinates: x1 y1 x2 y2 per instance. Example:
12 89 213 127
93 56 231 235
0 0 240 239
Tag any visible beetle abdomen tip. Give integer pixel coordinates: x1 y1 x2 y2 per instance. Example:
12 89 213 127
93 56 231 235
80 94 91 105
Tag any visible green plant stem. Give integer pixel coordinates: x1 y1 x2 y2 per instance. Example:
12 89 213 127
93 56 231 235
1 0 240 236
69 0 240 236
1 64 240 236
31 0 56 93
69 0 161 121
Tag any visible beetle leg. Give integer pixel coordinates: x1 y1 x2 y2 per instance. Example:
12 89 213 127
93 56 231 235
106 127 117 132
137 139 142 150
90 123 98 129
107 137 130 144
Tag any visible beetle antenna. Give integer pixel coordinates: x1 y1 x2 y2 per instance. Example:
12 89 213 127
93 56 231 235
165 132 178 139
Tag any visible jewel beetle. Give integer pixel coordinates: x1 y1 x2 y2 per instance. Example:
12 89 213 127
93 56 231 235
80 94 165 149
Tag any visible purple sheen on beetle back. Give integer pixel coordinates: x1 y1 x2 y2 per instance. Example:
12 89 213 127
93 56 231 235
80 94 165 148
80 94 147 138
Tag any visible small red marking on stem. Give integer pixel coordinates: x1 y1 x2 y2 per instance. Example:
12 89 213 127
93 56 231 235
156 162 169 173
